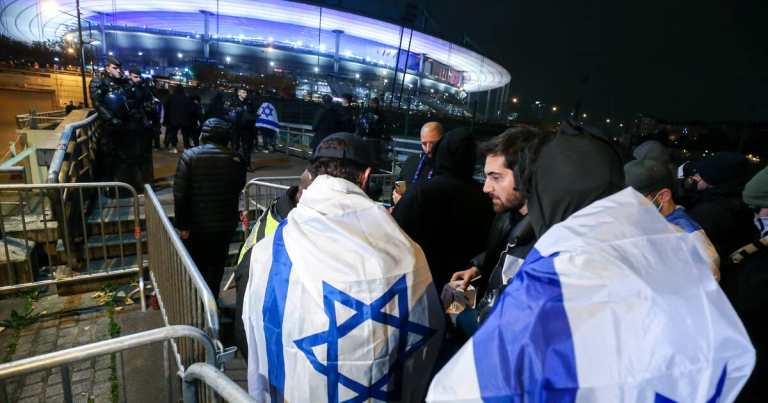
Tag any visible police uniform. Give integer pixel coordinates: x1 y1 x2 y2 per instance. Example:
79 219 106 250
224 92 259 170
89 57 152 195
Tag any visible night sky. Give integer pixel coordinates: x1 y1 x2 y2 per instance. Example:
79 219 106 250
421 0 768 123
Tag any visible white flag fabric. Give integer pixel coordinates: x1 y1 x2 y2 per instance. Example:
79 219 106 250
243 175 444 402
427 188 755 402
255 102 279 130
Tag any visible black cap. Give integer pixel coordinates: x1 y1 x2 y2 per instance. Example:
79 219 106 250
694 152 747 186
321 94 333 104
127 66 141 76
313 132 372 167
200 118 230 145
624 159 674 195
106 55 122 67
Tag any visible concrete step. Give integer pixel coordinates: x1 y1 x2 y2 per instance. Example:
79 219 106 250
0 237 37 286
46 255 147 295
56 232 148 261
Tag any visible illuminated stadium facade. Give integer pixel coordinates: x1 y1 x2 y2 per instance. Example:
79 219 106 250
2 0 510 107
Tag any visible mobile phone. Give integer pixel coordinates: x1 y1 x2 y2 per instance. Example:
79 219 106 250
394 181 407 195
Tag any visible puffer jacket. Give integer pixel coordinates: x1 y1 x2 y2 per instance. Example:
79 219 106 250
173 135 247 233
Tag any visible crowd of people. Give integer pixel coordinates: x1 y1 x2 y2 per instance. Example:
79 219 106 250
88 57 764 401
227 115 765 401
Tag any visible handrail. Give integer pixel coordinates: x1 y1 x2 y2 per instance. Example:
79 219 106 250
144 184 220 341
182 363 256 403
46 112 99 183
0 325 216 379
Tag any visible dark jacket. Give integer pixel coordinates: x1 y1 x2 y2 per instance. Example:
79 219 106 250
340 105 358 133
310 103 341 151
392 128 495 289
163 87 195 127
722 237 768 403
207 93 227 121
173 130 247 233
234 185 299 361
357 107 387 139
398 153 434 184
224 96 258 130
685 182 755 260
470 211 535 296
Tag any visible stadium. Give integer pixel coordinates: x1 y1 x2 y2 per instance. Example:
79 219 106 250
2 0 511 114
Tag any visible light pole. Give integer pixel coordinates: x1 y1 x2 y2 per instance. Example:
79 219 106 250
55 4 90 106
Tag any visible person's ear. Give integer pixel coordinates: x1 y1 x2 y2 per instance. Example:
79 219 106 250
661 188 673 204
360 167 372 189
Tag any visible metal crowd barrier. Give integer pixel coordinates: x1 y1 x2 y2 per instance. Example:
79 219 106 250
15 110 68 130
276 122 314 159
144 185 231 387
0 325 218 403
0 183 145 310
182 363 255 403
242 174 397 240
46 112 101 185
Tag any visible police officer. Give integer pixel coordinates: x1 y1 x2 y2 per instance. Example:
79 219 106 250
224 87 259 172
128 66 162 150
89 56 151 194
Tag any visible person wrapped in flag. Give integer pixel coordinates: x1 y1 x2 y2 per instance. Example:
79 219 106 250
243 132 444 402
427 123 755 402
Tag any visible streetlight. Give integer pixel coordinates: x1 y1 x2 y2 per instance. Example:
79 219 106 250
270 62 274 66
314 67 319 72
355 73 360 79
512 97 518 103
178 53 183 58
619 123 624 127
226 56 231 64
583 113 588 118
552 106 558 111
138 52 143 56
46 3 91 106
606 119 611 123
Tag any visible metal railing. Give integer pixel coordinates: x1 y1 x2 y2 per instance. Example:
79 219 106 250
182 363 255 403
144 185 229 380
0 183 145 309
276 122 314 159
46 112 101 185
242 173 397 239
0 325 217 403
15 110 68 130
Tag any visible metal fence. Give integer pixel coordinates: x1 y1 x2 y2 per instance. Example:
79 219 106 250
15 110 68 130
182 363 255 403
45 111 101 185
0 182 146 309
0 325 218 403
275 123 314 159
144 185 231 381
241 173 397 239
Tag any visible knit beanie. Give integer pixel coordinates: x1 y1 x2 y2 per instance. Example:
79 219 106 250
743 166 768 207
694 152 747 186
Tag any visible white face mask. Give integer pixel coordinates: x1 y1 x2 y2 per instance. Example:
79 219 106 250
650 191 664 212
755 217 768 238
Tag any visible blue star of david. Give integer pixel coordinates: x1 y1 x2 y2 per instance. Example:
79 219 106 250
261 105 274 118
294 274 437 403
654 364 727 403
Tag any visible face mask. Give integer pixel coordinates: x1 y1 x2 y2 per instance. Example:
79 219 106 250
650 191 664 212
755 217 768 238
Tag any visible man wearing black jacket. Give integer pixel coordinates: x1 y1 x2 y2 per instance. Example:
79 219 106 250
392 128 494 289
451 128 551 297
173 118 247 299
393 122 444 205
310 94 341 152
685 152 754 261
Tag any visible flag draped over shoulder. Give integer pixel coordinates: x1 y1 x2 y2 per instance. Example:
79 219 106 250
255 102 279 130
243 175 444 402
427 188 755 402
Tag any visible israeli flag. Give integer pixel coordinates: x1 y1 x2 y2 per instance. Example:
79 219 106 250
243 175 444 402
255 102 280 130
427 188 755 402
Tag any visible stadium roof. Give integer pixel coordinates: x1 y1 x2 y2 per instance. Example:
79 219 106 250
1 0 510 92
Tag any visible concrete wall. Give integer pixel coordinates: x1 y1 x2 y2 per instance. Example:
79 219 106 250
0 69 93 113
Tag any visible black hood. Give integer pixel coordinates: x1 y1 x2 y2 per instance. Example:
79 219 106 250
433 128 476 179
528 124 625 238
200 118 230 146
633 140 672 163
